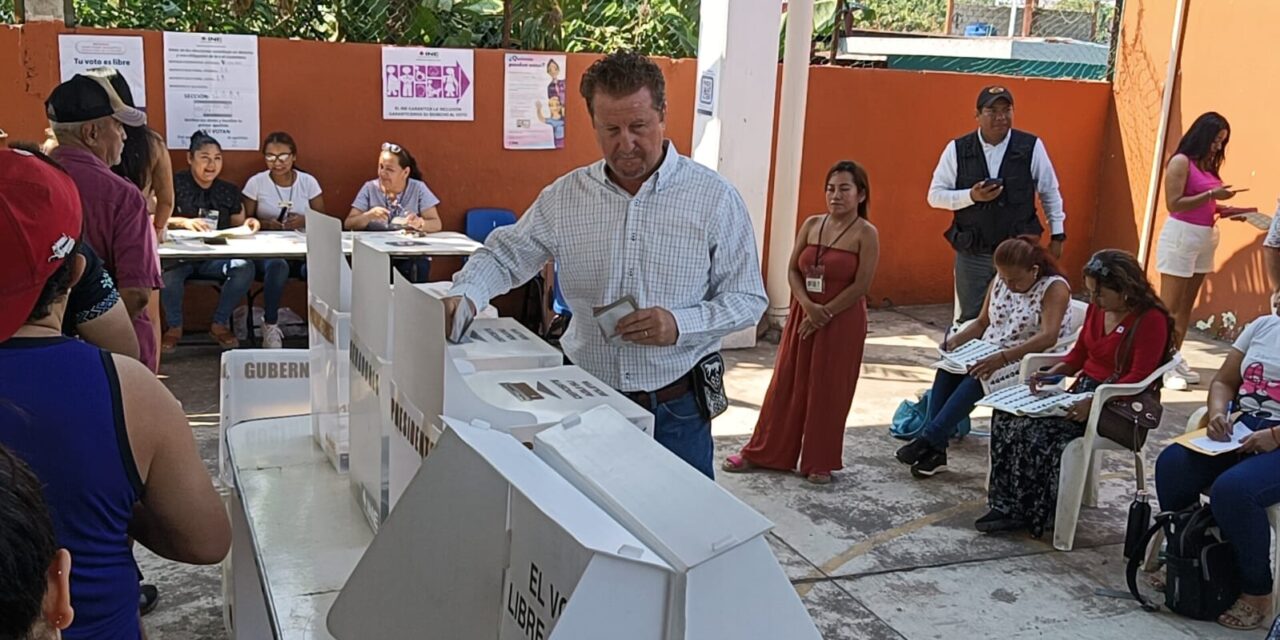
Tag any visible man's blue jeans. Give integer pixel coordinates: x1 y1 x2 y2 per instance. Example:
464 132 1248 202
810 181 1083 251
645 390 714 479
161 259 254 328
1155 414 1280 596
919 369 985 450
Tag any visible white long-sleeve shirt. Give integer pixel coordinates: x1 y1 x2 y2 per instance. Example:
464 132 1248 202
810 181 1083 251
450 143 767 392
926 129 1066 235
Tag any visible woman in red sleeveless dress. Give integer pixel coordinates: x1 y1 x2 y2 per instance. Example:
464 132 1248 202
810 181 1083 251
723 160 880 484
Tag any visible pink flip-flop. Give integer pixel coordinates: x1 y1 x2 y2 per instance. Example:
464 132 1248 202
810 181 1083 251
722 454 756 473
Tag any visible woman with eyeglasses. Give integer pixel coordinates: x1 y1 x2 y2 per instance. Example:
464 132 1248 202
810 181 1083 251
347 142 442 282
978 250 1174 537
242 131 324 348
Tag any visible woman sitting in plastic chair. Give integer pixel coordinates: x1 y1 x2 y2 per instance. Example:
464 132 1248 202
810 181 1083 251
1154 292 1280 631
978 250 1174 538
895 235 1074 479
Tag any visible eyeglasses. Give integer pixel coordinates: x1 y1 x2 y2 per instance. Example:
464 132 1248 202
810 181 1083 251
264 153 293 163
381 142 402 153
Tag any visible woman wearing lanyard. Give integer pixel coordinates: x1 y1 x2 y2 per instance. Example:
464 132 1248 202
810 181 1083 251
243 131 326 348
723 160 880 485
1155 112 1250 390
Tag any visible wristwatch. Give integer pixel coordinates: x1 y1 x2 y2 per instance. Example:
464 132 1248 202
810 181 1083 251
1051 233 1067 242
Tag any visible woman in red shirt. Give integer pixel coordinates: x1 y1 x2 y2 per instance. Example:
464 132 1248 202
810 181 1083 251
977 249 1174 537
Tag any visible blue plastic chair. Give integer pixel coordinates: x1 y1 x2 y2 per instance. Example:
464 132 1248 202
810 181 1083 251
964 22 996 37
464 208 517 243
551 266 570 318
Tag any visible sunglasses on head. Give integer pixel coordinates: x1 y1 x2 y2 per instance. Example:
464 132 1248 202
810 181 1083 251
1083 257 1111 278
382 142 402 153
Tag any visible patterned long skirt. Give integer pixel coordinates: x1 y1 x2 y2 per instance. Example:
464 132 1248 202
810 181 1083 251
987 378 1101 537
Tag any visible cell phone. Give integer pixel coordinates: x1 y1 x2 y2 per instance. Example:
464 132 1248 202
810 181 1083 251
982 178 1005 188
1037 373 1066 385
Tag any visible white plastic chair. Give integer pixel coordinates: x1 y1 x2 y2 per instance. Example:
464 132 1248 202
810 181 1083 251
1014 352 1179 551
1183 407 1280 612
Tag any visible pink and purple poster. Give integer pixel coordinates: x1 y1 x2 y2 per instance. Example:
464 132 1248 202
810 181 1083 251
382 47 474 121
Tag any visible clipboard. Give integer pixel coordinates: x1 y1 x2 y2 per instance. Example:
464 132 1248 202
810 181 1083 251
1174 424 1251 456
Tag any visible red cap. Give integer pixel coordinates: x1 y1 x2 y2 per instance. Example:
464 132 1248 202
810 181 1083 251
0 149 83 341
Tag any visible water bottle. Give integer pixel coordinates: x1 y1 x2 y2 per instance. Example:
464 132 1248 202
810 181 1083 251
202 208 220 229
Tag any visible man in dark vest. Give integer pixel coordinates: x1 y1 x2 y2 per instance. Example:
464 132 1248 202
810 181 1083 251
927 85 1066 324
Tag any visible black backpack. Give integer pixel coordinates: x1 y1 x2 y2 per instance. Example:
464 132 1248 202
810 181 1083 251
1126 504 1241 620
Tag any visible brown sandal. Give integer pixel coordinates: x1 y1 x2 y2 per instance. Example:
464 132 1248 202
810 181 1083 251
161 328 182 353
806 473 833 485
1218 598 1267 630
209 323 240 349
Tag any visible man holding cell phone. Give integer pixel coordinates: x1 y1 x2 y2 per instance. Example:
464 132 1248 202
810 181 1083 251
927 85 1067 325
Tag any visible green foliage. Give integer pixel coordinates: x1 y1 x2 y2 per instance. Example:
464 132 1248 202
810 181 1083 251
509 0 699 58
854 0 946 34
66 0 697 55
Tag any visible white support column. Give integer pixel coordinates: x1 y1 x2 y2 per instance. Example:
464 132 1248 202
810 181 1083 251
19 0 67 22
691 0 785 348
764 0 814 327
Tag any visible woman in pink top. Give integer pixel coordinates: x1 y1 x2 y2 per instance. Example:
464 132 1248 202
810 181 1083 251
1155 112 1249 389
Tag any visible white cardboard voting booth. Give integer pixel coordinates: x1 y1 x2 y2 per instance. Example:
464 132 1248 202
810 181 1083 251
329 408 821 639
217 350 312 638
328 419 674 639
386 280 654 511
306 214 352 472
346 238 397 528
384 278 565 514
534 406 821 639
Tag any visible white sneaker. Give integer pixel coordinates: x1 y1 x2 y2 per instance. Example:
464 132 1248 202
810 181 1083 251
262 323 283 349
1163 371 1189 391
1164 357 1198 391
1175 359 1201 384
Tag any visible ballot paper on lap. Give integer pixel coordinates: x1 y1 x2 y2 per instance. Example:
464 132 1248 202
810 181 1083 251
932 339 1002 374
976 384 1092 418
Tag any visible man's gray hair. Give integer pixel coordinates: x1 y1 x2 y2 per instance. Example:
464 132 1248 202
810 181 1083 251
49 120 87 143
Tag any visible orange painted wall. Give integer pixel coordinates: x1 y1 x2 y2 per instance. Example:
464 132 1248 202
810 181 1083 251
791 67 1111 306
0 23 696 236
1097 0 1280 337
2 23 1114 309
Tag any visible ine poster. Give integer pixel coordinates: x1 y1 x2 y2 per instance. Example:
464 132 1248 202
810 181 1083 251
503 53 567 150
58 35 147 107
162 32 260 150
382 47 475 121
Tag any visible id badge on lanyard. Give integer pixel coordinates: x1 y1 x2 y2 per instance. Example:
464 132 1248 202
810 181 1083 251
805 264 826 294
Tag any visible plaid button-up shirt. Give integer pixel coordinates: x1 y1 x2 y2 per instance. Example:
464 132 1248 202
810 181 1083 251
451 143 767 392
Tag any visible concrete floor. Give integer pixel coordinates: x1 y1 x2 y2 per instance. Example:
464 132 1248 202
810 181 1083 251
144 304 1263 639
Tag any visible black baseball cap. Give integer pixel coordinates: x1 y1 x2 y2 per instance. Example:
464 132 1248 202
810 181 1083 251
45 74 147 127
976 85 1014 109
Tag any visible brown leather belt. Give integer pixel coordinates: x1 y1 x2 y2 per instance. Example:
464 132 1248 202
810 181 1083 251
622 375 692 409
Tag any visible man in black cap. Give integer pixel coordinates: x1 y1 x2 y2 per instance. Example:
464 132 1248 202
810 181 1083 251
47 73 162 372
927 84 1066 325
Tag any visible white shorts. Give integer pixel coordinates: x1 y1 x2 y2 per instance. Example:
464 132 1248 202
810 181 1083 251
1156 217 1219 278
